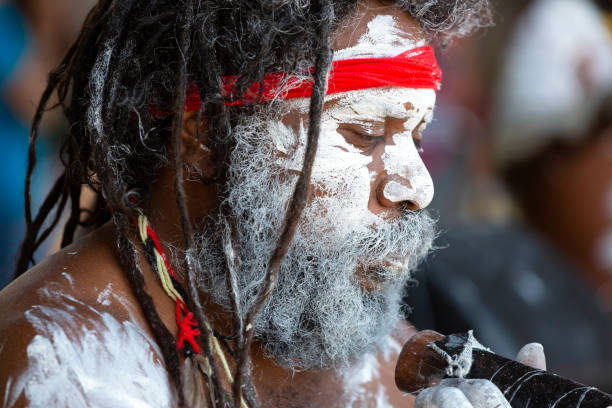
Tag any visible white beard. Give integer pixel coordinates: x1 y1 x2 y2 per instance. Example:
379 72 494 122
190 112 436 370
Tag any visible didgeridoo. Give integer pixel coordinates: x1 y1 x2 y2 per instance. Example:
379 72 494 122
395 330 612 408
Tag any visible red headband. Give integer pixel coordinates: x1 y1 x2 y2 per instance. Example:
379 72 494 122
173 45 440 114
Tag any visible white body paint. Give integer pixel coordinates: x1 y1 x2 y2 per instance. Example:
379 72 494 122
383 181 416 204
380 91 435 208
342 336 398 408
415 378 511 408
96 283 115 307
3 281 175 408
516 343 547 370
271 111 379 234
3 11 436 408
321 86 435 210
61 271 73 285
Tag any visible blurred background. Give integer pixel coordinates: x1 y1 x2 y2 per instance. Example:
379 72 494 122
0 0 96 288
0 0 611 394
406 0 612 393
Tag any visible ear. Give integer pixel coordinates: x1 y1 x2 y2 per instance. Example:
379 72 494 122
180 111 212 166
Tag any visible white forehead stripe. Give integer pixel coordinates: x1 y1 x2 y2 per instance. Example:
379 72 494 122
334 14 425 60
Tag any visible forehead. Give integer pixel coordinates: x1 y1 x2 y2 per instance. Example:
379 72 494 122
323 88 436 123
278 1 433 124
332 0 425 57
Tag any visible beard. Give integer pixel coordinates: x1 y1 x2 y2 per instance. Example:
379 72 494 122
189 112 436 370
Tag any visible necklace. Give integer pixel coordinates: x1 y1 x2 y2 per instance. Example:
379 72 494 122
135 213 248 408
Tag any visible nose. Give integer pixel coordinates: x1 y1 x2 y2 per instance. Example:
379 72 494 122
376 161 434 211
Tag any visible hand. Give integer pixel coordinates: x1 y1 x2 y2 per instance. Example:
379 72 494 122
414 343 546 408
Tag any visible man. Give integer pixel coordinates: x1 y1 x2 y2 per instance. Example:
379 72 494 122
0 0 544 407
495 0 612 314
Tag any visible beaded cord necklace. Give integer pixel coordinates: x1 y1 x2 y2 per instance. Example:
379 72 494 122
135 213 248 408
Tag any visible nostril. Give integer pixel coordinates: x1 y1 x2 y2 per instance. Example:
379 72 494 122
377 176 433 210
400 200 419 212
377 178 416 208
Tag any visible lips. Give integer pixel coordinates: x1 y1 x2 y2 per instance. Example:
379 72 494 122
382 256 410 271
355 254 411 291
369 252 412 273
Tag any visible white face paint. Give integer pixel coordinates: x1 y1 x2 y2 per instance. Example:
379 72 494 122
4 281 175 408
275 12 436 228
380 91 435 207
334 14 426 60
282 87 435 225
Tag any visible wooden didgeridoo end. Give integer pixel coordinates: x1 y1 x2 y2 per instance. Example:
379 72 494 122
395 330 612 408
394 330 446 393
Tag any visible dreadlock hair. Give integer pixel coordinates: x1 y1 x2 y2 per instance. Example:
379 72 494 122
15 0 492 406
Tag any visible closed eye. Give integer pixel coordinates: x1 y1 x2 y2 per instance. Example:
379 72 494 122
337 124 384 152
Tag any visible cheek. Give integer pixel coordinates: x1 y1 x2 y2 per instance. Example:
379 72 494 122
312 125 372 173
310 127 379 222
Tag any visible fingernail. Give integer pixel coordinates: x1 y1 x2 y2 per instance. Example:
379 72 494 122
517 343 546 370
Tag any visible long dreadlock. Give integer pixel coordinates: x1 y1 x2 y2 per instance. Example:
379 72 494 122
14 0 492 406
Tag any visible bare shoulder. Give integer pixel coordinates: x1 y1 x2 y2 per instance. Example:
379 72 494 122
0 224 138 347
343 322 416 408
0 224 176 407
0 223 135 318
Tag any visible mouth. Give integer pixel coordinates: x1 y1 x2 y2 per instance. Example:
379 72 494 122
369 252 412 273
381 255 410 271
356 254 410 291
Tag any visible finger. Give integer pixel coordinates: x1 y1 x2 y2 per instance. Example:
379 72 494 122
432 386 473 408
451 379 511 408
516 343 546 370
415 385 473 408
414 387 436 408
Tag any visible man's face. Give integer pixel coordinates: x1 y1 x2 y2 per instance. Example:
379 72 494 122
192 1 437 370
279 1 436 277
